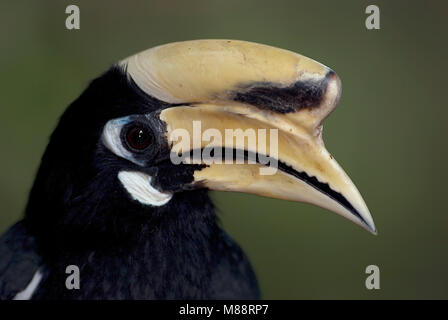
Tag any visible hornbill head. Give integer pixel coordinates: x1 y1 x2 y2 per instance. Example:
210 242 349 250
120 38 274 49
27 40 375 239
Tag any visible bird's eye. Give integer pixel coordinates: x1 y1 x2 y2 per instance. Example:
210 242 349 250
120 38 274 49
124 124 152 151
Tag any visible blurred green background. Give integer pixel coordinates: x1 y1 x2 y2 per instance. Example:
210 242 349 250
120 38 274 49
0 0 447 299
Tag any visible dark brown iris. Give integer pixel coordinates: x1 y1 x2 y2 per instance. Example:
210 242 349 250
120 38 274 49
126 125 151 151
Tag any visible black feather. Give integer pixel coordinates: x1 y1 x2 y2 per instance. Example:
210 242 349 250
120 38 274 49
0 66 260 299
0 221 41 299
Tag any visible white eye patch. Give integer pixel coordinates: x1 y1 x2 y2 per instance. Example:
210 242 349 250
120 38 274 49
103 117 172 207
118 171 172 206
102 116 144 166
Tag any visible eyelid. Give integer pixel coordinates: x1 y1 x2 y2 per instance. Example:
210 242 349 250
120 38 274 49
102 116 145 166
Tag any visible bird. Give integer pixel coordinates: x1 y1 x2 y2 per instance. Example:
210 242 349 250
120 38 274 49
0 40 376 300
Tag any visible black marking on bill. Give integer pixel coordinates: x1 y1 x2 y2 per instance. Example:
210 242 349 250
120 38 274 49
276 161 371 229
230 71 335 113
184 147 370 228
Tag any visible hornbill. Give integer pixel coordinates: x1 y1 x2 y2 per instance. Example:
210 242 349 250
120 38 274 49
0 40 375 300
